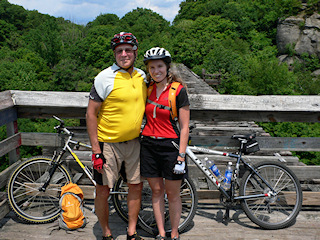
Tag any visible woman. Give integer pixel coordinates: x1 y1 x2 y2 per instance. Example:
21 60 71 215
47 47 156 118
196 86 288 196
140 47 190 240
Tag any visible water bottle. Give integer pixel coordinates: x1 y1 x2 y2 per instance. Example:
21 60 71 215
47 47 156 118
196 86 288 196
222 162 233 190
205 158 224 182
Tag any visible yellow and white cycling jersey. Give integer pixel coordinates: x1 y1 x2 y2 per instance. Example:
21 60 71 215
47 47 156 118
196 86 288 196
92 63 147 143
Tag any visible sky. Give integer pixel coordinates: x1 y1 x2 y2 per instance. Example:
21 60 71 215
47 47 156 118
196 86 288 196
8 0 183 25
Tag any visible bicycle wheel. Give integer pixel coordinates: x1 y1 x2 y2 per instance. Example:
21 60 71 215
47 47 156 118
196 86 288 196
239 161 302 230
7 156 72 223
112 177 198 235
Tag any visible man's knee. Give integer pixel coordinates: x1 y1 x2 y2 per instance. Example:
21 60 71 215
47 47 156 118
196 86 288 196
128 182 143 195
96 184 110 199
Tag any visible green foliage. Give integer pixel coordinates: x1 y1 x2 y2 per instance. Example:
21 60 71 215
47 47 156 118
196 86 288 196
0 0 27 30
294 71 320 95
297 53 320 73
120 8 170 42
172 15 238 68
305 0 320 14
0 47 51 91
25 18 62 68
17 118 80 133
174 0 302 40
259 122 320 165
0 19 16 46
240 55 296 95
291 54 320 95
51 58 96 91
0 59 49 91
87 14 119 27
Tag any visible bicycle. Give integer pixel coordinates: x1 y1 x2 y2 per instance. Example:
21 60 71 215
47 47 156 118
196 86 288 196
6 116 197 235
172 131 303 230
7 116 302 232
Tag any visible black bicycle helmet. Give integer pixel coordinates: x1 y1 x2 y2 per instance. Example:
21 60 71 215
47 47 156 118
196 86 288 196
143 47 171 65
111 32 138 50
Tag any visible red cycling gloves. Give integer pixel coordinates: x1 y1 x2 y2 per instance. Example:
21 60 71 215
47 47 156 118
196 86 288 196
92 153 106 170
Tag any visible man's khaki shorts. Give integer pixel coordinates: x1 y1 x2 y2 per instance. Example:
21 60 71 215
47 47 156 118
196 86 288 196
93 138 141 188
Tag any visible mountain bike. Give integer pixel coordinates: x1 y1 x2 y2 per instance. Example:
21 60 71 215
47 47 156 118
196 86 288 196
6 116 197 235
173 130 303 230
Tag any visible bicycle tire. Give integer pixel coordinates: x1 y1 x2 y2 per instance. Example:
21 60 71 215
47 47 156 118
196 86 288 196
7 156 72 224
239 161 302 230
112 177 198 235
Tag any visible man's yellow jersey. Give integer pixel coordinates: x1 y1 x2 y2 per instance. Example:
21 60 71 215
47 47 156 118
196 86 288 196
92 63 147 142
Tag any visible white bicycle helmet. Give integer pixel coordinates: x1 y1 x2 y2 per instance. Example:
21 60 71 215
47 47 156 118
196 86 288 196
143 47 171 65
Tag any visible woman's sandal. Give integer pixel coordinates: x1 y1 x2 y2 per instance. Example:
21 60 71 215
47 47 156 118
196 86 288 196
155 234 166 240
127 231 144 240
102 234 114 240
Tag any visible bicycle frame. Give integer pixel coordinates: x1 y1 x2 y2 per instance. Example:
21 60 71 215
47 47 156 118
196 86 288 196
174 142 276 202
50 124 130 196
64 137 96 186
53 115 274 204
39 134 95 193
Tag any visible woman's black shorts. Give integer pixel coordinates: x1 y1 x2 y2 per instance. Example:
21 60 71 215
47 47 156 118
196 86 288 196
140 136 188 180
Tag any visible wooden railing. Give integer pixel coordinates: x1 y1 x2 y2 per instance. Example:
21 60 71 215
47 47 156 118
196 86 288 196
202 69 222 86
1 90 320 218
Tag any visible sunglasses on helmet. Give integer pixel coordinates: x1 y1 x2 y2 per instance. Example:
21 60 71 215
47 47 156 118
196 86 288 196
112 35 135 43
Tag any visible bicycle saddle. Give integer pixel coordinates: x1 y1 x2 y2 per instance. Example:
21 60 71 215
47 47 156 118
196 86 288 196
231 133 256 140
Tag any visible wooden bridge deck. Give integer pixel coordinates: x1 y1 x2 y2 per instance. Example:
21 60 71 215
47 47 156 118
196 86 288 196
1 200 319 240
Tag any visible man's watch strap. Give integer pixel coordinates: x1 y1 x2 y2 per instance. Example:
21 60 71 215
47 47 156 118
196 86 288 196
178 152 186 158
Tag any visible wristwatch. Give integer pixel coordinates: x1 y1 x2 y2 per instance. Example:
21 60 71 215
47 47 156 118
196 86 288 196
178 152 186 158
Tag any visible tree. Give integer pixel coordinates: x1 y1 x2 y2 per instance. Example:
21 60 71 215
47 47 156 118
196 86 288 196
25 18 62 68
120 8 170 42
172 15 238 69
80 25 117 68
0 0 27 30
52 58 96 91
87 13 119 27
0 19 16 46
0 47 51 92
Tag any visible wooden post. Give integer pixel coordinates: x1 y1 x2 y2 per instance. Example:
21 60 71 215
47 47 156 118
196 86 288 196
202 68 206 81
0 91 20 165
6 120 20 165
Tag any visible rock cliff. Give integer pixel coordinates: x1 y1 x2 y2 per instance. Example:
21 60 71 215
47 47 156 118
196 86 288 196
276 12 320 75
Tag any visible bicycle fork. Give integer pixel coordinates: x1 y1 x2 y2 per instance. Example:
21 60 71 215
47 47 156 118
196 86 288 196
39 150 65 192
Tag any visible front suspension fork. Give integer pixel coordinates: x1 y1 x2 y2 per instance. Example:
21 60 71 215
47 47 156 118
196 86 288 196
39 150 64 192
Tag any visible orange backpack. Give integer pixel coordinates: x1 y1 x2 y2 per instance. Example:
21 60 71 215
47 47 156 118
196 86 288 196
147 81 181 121
59 183 87 230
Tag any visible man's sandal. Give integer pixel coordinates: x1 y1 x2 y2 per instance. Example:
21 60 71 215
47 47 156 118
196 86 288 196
102 234 114 240
127 231 144 240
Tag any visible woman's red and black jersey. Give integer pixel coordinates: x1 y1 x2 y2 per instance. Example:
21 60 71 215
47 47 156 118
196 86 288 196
142 83 189 139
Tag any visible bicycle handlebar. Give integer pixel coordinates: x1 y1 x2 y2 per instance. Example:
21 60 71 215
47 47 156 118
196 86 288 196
53 116 73 136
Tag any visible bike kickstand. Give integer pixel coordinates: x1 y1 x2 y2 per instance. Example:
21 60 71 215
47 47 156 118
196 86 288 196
223 207 230 221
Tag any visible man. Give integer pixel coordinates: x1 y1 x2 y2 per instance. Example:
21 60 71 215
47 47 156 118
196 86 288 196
86 32 147 240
